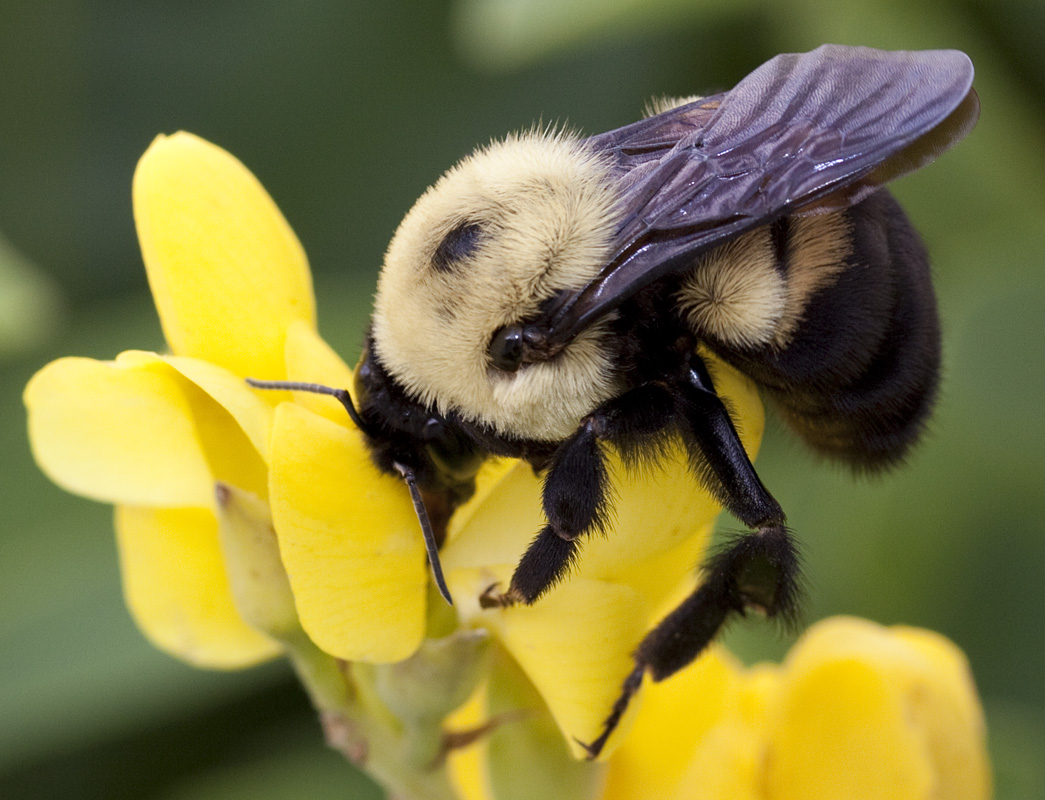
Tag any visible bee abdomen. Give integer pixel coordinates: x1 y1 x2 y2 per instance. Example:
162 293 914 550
709 190 941 469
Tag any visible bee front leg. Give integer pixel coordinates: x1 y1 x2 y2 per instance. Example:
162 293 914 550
481 384 677 608
488 416 609 607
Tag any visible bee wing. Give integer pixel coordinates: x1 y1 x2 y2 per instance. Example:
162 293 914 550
541 45 977 345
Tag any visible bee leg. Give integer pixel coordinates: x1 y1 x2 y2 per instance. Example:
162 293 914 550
581 522 801 758
494 417 610 606
486 384 677 608
673 354 801 623
677 355 786 529
582 357 801 759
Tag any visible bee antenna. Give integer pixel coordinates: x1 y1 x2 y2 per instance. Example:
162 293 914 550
247 378 454 605
245 378 374 436
393 462 454 606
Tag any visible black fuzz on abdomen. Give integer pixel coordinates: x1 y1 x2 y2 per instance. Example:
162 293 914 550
714 191 941 469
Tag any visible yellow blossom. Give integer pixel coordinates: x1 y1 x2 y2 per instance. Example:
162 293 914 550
24 131 429 666
609 616 991 800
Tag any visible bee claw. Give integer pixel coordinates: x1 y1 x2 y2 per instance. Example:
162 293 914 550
479 582 520 609
573 736 601 761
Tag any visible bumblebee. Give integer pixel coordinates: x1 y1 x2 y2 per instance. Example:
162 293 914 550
251 45 977 756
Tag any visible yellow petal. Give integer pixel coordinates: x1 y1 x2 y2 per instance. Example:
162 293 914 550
671 721 765 800
155 353 274 460
268 401 426 662
440 462 541 576
282 319 358 424
116 505 281 667
765 617 991 800
891 625 989 741
772 655 933 797
602 646 745 800
573 446 719 589
480 576 652 758
25 356 214 507
114 352 269 500
133 131 315 377
607 619 990 800
669 666 776 800
888 627 992 800
444 457 520 548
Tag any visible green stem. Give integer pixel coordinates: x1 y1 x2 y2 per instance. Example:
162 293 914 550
282 631 460 800
283 629 351 713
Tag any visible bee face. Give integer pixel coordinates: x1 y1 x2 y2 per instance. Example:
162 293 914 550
372 131 623 440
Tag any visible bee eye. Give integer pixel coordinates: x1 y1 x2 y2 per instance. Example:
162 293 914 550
488 324 524 372
433 221 482 273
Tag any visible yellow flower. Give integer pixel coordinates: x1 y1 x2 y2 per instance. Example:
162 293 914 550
611 616 991 799
24 131 435 668
25 130 317 668
451 617 991 800
23 132 762 757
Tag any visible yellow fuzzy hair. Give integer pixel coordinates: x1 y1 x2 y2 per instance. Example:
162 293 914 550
372 130 623 441
678 211 854 350
677 227 787 349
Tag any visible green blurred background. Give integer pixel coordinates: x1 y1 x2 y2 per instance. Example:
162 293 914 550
2 1 1043 797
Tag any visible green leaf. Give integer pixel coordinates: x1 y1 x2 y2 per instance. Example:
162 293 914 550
452 0 757 71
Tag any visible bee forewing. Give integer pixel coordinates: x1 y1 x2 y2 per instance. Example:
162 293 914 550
544 45 977 344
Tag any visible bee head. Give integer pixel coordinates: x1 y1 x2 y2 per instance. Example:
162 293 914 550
370 130 623 441
353 341 481 500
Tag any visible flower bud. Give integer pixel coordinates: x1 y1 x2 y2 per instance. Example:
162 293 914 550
215 482 299 639
375 629 491 725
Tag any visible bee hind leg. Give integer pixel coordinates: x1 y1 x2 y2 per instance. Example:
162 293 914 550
580 524 800 758
582 355 803 758
673 353 803 625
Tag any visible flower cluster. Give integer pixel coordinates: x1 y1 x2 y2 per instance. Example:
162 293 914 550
451 617 990 800
25 133 990 799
